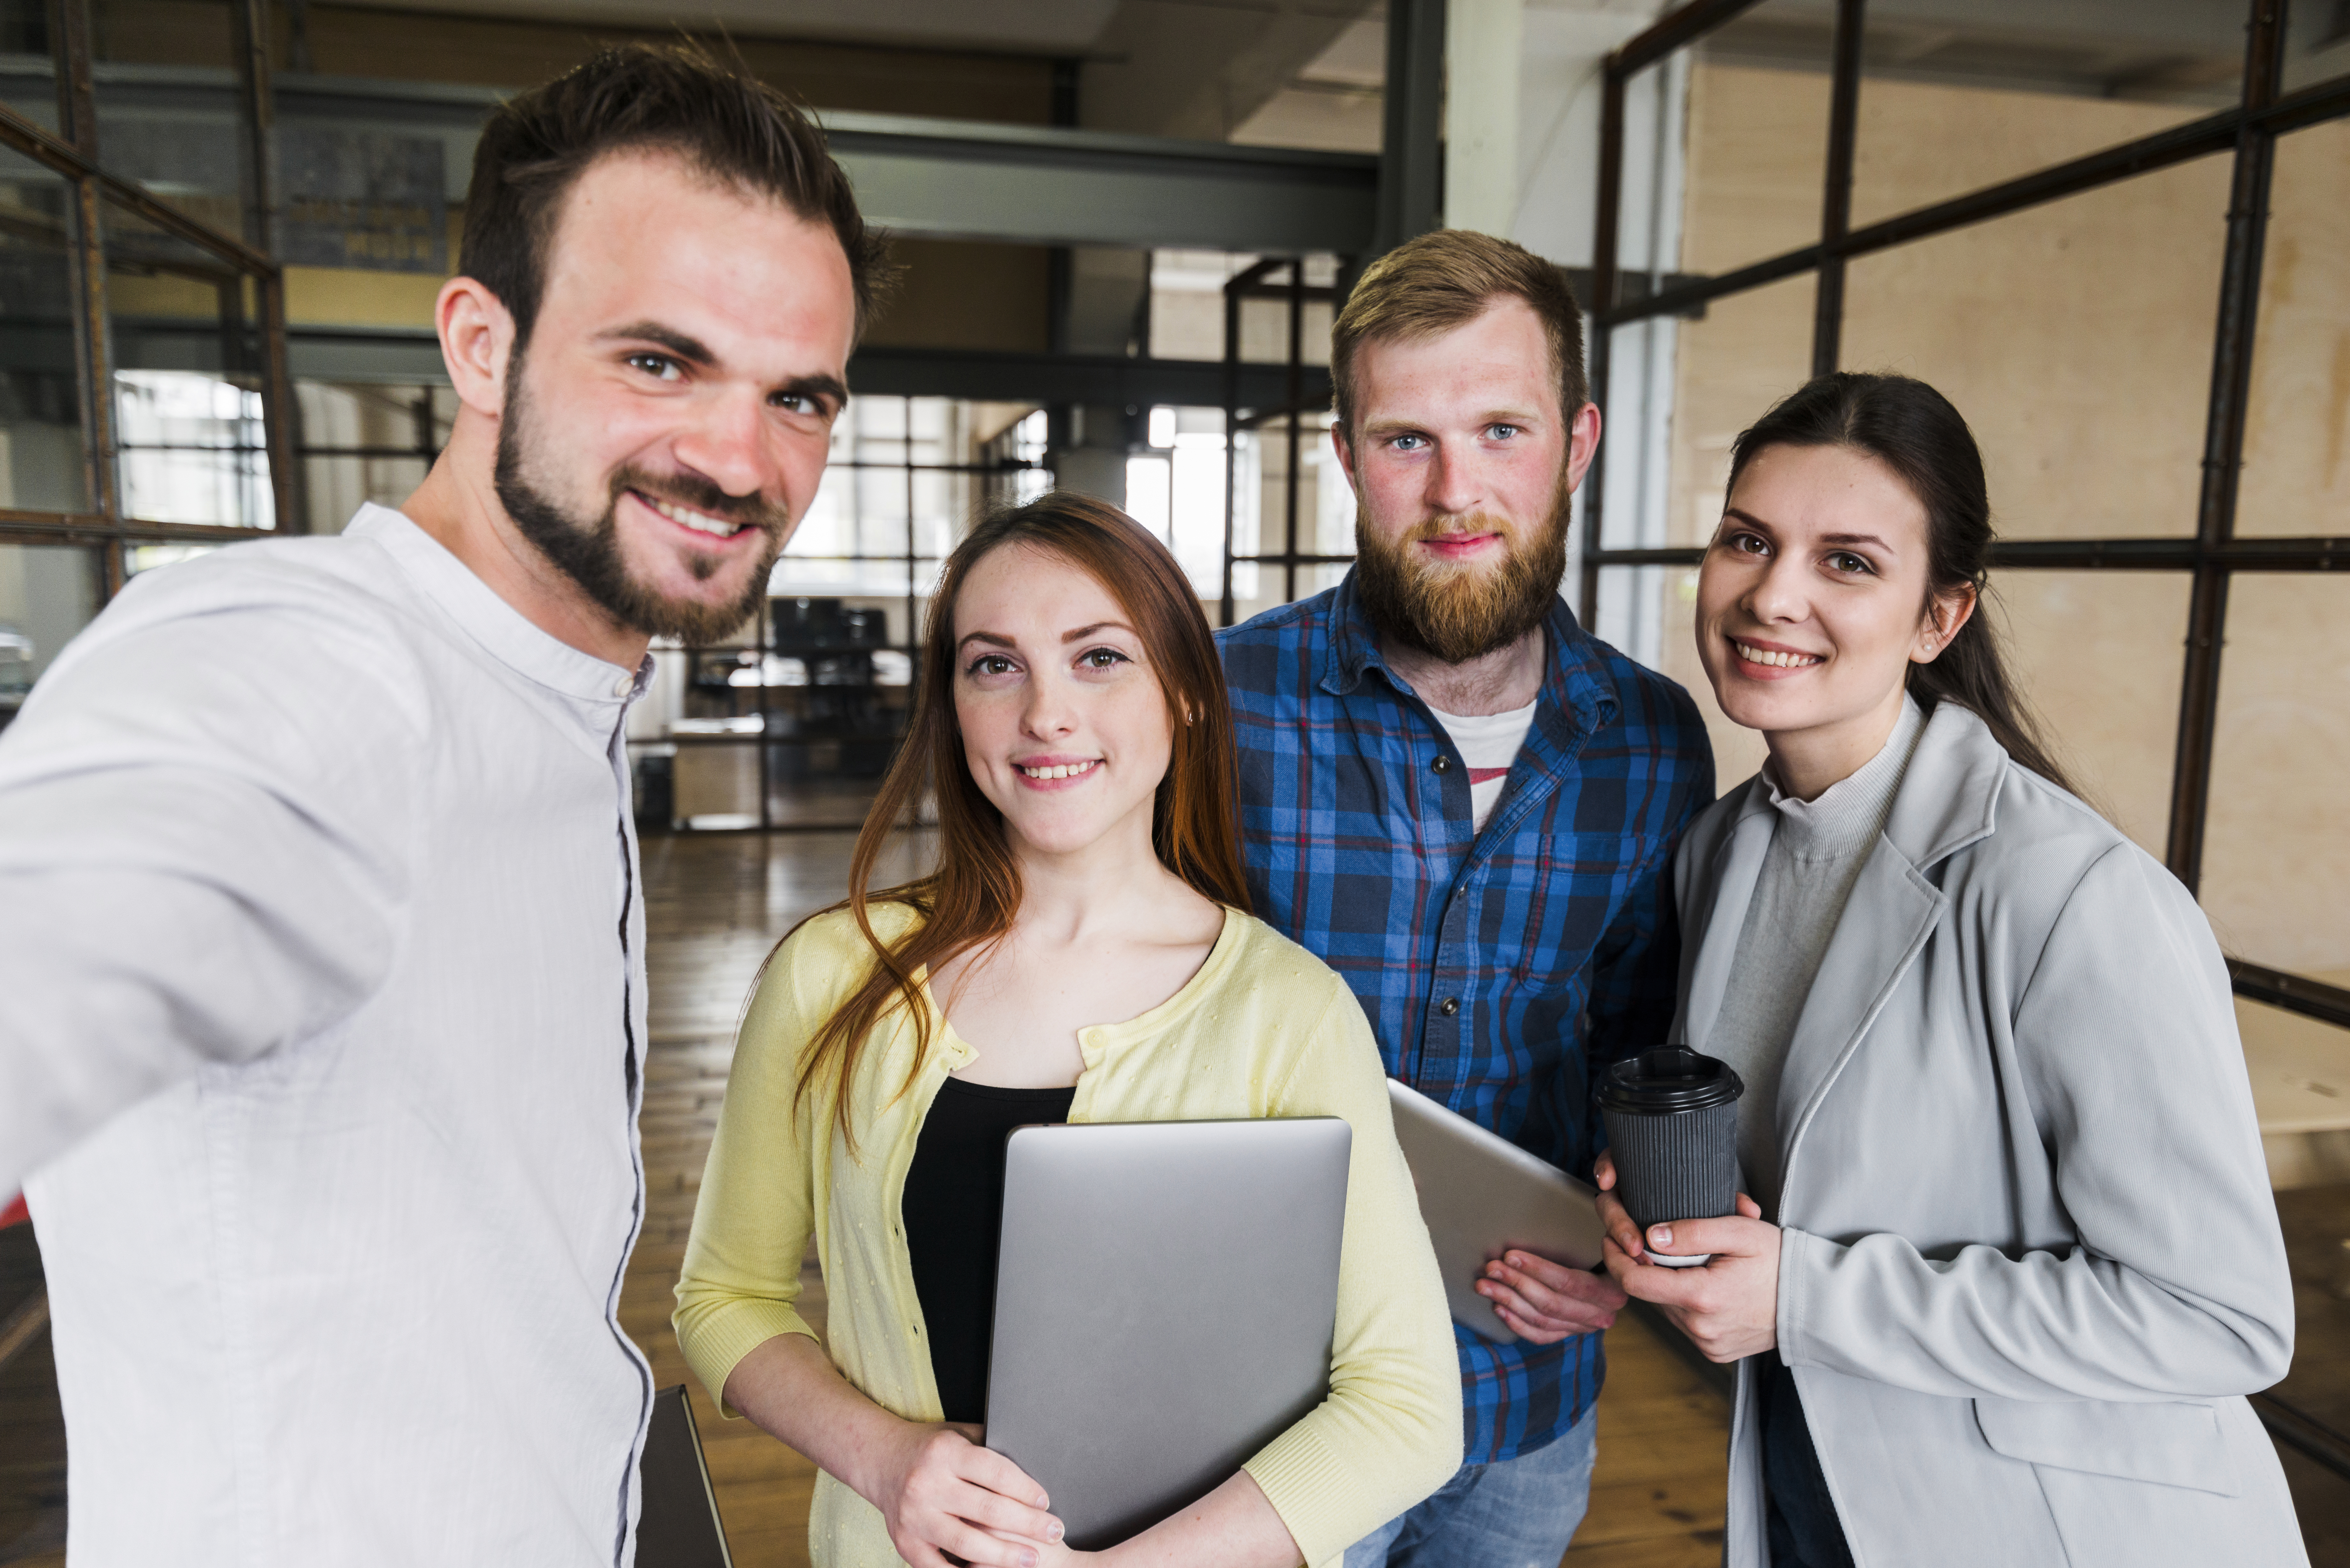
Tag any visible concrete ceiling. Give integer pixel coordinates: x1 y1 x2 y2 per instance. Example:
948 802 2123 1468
326 0 1379 138
324 0 1126 54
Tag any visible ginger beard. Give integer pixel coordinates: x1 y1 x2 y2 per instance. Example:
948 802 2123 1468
1350 462 1572 666
493 353 792 645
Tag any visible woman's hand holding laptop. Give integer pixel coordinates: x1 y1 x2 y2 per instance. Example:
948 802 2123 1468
675 499 1459 1568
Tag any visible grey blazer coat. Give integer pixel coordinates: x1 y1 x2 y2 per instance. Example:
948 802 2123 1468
1671 700 2303 1568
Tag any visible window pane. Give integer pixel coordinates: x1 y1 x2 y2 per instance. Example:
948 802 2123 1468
95 0 245 234
2236 118 2350 539
1602 272 1815 552
2202 576 2350 981
105 198 273 529
297 381 446 534
2240 999 2350 1191
1589 562 1770 789
1840 155 2232 541
1989 570 2188 859
0 540 99 731
1851 10 2232 229
1590 565 2189 846
0 147 90 513
1677 2 1838 279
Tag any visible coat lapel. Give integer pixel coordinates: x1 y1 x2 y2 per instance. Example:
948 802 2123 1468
1772 841 1944 1189
1680 783 1776 1052
1775 702 2011 1196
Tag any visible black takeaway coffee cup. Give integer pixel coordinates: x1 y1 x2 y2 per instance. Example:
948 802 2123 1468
1598 1049 1744 1268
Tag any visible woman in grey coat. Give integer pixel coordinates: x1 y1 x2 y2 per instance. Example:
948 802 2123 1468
1594 373 2304 1568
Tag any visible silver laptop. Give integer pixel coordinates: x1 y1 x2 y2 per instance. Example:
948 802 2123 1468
984 1117 1351 1550
1385 1078 1605 1344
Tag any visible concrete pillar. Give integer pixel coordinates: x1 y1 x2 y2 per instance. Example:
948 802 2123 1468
1048 404 1136 510
1443 0 1523 235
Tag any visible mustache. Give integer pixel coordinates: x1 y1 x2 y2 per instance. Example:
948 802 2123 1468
610 464 791 535
1396 512 1521 550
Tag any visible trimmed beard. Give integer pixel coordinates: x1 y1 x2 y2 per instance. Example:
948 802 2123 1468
1350 464 1571 665
492 357 789 646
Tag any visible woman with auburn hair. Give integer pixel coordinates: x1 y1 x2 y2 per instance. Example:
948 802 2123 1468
674 493 1460 1568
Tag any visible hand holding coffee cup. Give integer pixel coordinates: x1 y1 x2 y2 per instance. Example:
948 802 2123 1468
1597 1049 1744 1268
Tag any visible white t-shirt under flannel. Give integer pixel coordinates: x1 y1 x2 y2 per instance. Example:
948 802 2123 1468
1429 698 1540 831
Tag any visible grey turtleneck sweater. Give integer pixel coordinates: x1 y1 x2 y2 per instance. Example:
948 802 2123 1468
1709 694 1926 1219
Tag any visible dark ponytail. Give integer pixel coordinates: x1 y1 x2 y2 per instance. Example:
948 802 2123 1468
1726 372 2080 798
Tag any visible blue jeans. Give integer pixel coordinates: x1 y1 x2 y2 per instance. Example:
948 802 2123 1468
1339 1405 1598 1568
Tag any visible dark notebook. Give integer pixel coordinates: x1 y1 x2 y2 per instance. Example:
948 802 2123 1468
636 1384 732 1568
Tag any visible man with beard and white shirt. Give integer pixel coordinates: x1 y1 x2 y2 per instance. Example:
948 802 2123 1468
0 45 885 1567
1218 230 1715 1566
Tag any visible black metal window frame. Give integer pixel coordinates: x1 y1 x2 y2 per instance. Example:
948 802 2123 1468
1577 0 2350 1039
1217 255 1345 624
626 394 1045 835
0 0 301 596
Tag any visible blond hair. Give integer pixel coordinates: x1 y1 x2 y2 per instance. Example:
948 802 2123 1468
1329 229 1588 428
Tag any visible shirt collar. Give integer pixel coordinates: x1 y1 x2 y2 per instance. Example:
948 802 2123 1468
348 503 652 706
1317 567 1618 738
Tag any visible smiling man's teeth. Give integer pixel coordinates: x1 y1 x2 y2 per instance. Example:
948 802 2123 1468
1734 640 1822 669
648 496 743 538
1020 760 1100 780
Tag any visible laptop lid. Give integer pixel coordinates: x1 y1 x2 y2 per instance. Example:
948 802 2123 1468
983 1117 1351 1551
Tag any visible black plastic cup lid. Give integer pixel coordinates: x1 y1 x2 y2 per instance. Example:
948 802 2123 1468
1598 1048 1744 1113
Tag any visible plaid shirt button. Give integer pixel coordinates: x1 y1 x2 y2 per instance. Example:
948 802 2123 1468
1439 998 1460 1016
1432 754 1452 773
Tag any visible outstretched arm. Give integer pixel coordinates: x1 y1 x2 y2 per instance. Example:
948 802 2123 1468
0 587 419 1192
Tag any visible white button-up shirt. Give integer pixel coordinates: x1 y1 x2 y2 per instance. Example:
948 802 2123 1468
0 504 656 1566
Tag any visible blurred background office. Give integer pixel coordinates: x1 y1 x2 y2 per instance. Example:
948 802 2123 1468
2 0 2348 1563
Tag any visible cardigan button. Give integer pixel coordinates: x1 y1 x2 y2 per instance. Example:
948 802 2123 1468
1439 997 1460 1016
1431 754 1452 774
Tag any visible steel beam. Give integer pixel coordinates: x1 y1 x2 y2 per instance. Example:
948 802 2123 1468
1377 0 1445 252
207 326 1345 411
2231 960 2350 1033
1811 0 1865 376
822 112 1376 255
2167 0 2288 896
231 0 306 536
0 62 1381 258
831 345 1331 414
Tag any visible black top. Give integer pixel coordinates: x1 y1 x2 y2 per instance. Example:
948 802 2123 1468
900 1076 1078 1424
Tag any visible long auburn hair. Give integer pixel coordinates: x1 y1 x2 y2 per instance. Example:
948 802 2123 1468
1726 372 2081 798
785 491 1252 1152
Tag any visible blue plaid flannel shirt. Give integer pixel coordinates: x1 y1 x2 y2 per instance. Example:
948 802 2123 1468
1217 574 1715 1463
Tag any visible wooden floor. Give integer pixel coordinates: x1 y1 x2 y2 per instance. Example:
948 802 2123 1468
7 826 2350 1565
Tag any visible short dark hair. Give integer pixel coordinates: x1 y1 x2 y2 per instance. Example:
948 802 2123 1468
461 42 893 347
1330 229 1587 428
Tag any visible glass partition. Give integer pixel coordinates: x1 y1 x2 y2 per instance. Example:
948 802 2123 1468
1840 156 2231 542
1603 273 1816 555
298 381 451 534
1988 570 2190 858
105 194 273 529
1850 11 2229 229
1591 559 1770 789
2236 117 2350 539
0 145 88 513
0 539 97 730
1677 1 1838 279
2201 575 2350 981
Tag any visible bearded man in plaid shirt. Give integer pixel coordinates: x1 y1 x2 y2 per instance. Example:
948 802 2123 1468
1217 229 1715 1566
